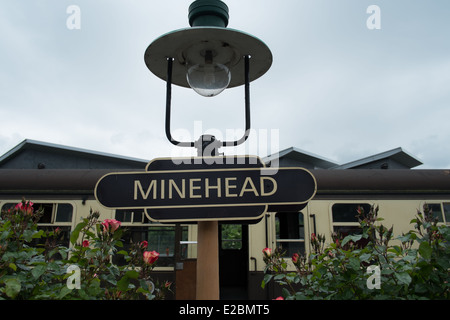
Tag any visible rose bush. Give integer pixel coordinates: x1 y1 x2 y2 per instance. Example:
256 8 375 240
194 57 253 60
262 205 449 300
0 199 172 300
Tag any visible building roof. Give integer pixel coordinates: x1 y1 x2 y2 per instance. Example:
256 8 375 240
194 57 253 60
0 139 423 171
331 147 423 170
0 139 149 170
263 146 422 170
263 147 339 169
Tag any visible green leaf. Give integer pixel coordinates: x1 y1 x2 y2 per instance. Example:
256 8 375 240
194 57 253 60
359 253 372 262
8 263 17 271
115 240 123 248
70 221 87 245
32 229 44 239
58 286 73 299
397 233 412 243
5 278 21 299
295 292 308 300
348 257 360 271
414 283 428 294
395 272 412 286
261 274 273 289
116 270 140 292
113 228 124 241
117 275 131 292
341 234 362 246
387 246 402 256
22 230 35 242
124 270 139 279
31 264 47 279
419 242 432 260
274 274 285 281
436 256 450 270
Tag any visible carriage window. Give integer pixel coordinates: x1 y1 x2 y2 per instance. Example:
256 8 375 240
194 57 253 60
113 225 188 267
332 203 371 248
427 203 444 222
1 202 73 251
115 209 145 223
55 204 73 222
444 203 450 225
332 203 371 223
2 202 73 225
35 203 54 223
115 210 192 267
221 224 242 250
275 212 305 257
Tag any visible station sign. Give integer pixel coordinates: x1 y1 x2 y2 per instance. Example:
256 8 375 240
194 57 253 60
95 156 316 222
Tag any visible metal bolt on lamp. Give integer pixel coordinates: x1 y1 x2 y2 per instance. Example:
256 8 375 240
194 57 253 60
144 0 272 156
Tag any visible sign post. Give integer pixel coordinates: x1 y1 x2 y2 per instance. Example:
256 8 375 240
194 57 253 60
94 157 317 300
196 220 220 300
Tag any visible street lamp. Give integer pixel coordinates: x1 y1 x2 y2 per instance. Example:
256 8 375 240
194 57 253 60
144 0 272 300
144 0 272 156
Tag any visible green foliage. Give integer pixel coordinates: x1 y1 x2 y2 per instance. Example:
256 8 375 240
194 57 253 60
0 199 172 300
263 205 450 300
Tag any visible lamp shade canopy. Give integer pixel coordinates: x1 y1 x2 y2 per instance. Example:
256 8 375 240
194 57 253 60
144 0 272 90
144 27 272 89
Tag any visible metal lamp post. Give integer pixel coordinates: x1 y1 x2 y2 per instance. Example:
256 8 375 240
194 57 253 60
144 0 272 299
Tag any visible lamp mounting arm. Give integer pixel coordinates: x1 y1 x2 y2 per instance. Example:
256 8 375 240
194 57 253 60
164 55 252 154
165 57 195 148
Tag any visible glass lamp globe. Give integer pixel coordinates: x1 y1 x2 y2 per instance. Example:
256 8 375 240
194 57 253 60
186 51 231 97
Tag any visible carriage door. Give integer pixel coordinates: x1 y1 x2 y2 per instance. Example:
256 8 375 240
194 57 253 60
219 224 249 299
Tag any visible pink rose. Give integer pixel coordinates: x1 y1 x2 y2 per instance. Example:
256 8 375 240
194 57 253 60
273 296 284 300
143 251 159 265
292 253 299 263
262 247 272 258
102 219 121 233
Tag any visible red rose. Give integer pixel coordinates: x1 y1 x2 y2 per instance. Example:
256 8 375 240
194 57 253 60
143 251 159 265
82 240 90 247
140 240 148 249
292 253 299 263
15 201 34 215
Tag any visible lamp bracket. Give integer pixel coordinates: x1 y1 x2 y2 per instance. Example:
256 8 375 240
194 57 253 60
165 55 251 157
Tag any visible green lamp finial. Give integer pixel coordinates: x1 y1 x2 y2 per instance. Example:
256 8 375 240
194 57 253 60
188 0 229 28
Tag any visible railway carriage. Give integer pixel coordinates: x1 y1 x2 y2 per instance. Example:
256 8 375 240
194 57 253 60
1 169 449 299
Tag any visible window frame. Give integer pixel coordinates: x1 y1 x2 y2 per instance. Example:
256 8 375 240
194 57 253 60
0 200 75 251
330 202 372 247
1 201 74 226
113 209 192 269
274 211 306 257
421 202 450 225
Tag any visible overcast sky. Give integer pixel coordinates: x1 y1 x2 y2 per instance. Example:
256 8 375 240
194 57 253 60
1 0 449 168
